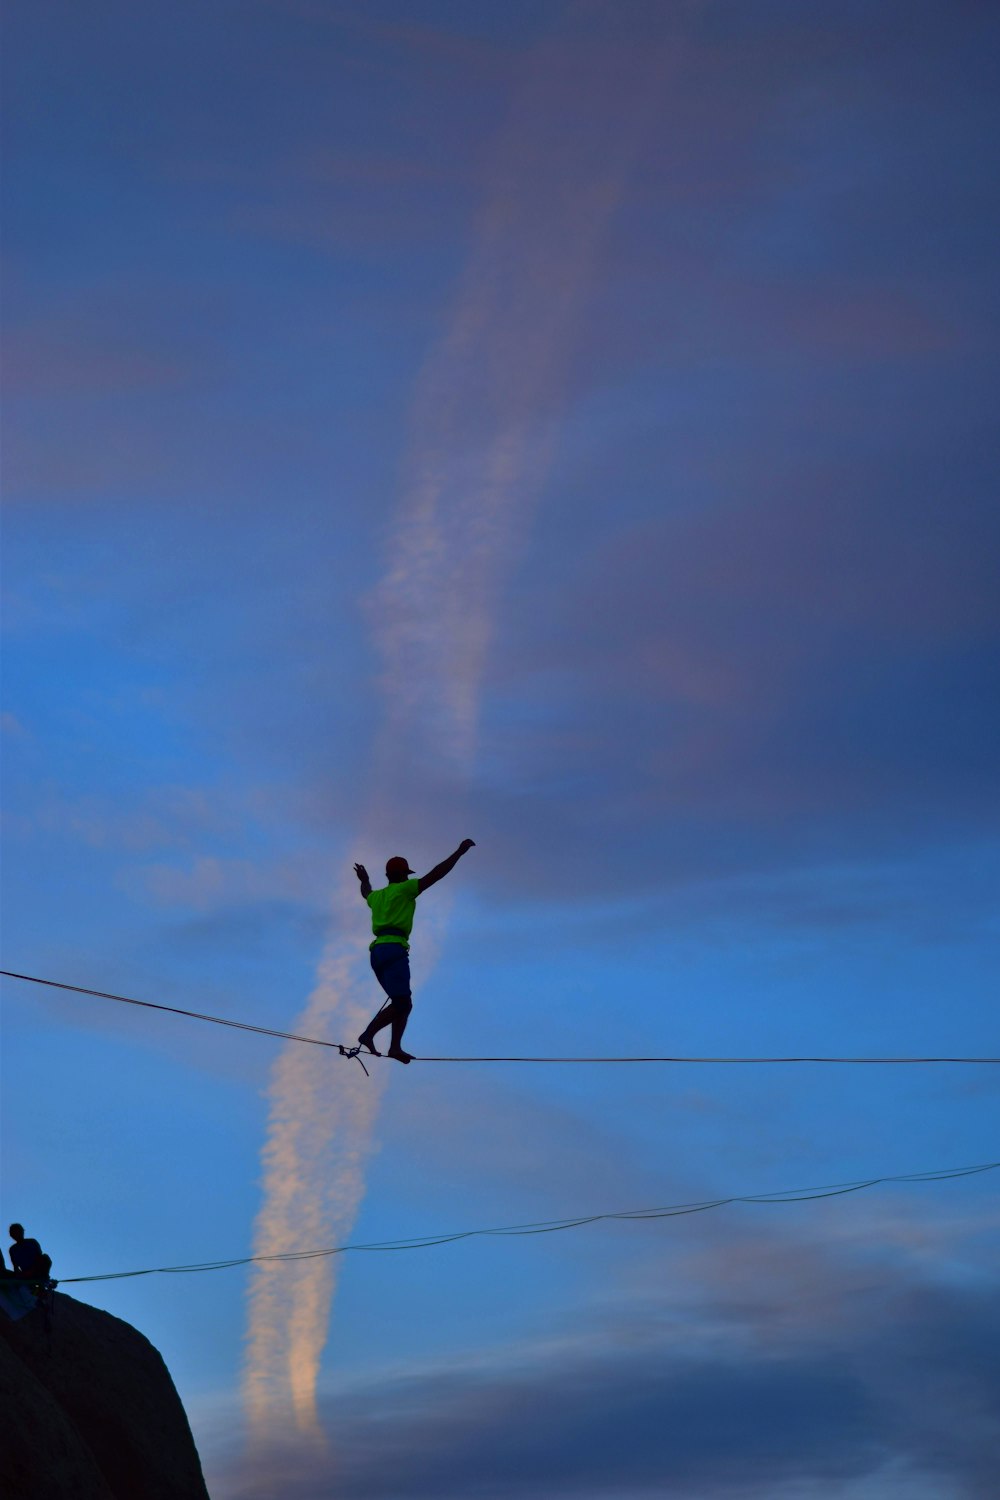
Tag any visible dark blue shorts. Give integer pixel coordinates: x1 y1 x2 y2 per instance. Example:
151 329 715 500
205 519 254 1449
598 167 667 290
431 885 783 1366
370 943 411 1002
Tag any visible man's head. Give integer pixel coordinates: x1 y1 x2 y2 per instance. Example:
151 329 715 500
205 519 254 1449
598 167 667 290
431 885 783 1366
9 1224 24 1242
385 855 414 883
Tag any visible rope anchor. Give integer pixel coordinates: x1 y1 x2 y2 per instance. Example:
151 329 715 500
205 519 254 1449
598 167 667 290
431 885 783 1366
337 1043 370 1077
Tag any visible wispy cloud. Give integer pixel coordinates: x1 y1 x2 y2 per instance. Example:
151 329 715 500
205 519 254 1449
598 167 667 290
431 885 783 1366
215 1198 1000 1500
244 931 383 1437
0 711 28 739
243 0 673 1446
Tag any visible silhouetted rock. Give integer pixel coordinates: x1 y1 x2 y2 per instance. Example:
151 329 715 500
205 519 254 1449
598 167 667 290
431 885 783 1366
0 1291 209 1500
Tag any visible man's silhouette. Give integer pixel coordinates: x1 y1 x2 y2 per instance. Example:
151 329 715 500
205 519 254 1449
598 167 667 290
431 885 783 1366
355 839 475 1064
8 1224 51 1286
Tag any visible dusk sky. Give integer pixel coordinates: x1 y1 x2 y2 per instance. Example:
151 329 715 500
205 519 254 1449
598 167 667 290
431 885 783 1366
2 2 999 1497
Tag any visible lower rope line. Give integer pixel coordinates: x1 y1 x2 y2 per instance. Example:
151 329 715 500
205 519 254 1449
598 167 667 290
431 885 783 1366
51 1158 999 1285
2 969 998 1065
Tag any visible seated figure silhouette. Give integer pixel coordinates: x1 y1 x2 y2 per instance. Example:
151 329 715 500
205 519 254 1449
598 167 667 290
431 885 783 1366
8 1224 52 1289
355 839 475 1064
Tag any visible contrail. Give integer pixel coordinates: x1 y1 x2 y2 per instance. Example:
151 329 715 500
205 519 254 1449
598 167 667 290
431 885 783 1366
243 929 380 1437
244 0 669 1446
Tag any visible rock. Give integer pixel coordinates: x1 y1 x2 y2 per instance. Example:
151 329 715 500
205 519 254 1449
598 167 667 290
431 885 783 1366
0 1290 210 1500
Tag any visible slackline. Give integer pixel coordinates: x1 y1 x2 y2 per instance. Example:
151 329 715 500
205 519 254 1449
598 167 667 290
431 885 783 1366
2 969 998 1065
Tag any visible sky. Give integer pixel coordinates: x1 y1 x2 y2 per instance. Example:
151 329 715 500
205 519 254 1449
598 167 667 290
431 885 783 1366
2 1 999 1497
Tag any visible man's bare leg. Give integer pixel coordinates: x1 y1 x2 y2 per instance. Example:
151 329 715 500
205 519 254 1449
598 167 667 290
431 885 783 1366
358 1001 393 1055
387 996 413 1064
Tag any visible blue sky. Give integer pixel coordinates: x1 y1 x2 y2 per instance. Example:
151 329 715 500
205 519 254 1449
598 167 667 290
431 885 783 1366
2 3 999 1497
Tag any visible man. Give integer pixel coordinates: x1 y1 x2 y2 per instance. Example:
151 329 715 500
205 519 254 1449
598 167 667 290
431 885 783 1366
355 839 475 1064
8 1224 51 1286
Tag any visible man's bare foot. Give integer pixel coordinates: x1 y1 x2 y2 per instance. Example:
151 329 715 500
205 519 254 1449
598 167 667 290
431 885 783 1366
387 1046 413 1065
357 1033 381 1057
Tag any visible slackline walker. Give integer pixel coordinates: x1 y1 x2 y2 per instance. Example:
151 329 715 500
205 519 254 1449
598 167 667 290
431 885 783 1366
354 838 476 1063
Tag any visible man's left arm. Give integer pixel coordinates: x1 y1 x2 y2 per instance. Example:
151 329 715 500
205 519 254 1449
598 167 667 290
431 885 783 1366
354 863 372 899
418 839 475 893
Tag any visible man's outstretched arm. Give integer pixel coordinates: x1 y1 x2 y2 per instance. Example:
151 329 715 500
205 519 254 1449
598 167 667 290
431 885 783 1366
418 839 475 893
354 862 372 899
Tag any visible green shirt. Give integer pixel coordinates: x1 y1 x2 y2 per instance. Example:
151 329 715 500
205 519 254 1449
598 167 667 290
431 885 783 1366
367 878 420 949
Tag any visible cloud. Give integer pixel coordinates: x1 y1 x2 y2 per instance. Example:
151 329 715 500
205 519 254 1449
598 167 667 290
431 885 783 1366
259 0 517 79
19 784 241 856
209 1210 1000 1500
1 711 28 739
242 0 678 1439
244 930 386 1438
1 309 194 398
129 852 329 913
446 447 1000 901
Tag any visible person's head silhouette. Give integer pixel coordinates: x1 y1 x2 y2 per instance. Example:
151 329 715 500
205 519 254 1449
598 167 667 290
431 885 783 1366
9 1224 24 1243
384 856 414 884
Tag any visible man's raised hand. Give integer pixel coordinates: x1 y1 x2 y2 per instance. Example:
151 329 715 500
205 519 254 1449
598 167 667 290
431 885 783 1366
458 839 476 855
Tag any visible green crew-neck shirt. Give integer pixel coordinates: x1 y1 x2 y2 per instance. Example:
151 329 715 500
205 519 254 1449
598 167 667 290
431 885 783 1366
367 878 420 949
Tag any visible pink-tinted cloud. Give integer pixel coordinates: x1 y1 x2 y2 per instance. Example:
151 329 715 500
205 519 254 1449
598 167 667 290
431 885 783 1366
129 851 330 913
18 784 241 856
261 0 517 77
1 318 191 398
243 0 679 1439
208 1194 1000 1500
476 458 1000 849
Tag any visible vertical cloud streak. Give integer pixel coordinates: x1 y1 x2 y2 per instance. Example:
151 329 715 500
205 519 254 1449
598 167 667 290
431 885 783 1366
243 0 671 1451
244 929 380 1438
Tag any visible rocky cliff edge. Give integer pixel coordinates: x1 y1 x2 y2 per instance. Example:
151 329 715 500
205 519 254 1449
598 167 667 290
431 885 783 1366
0 1288 210 1499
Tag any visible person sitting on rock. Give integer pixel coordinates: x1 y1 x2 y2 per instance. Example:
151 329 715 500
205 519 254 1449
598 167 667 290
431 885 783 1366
8 1224 52 1287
